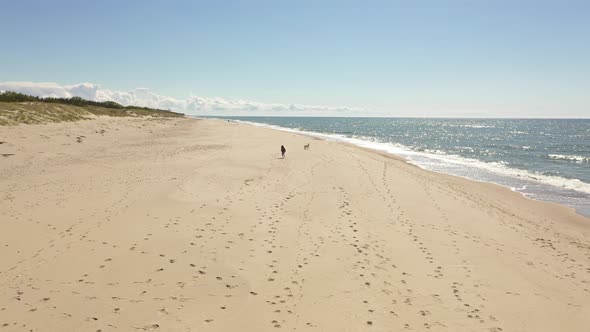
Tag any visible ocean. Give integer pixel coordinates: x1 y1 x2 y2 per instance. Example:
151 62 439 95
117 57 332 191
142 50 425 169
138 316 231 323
211 117 590 217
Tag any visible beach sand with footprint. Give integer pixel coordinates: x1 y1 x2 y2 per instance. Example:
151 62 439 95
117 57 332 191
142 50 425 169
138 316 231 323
1 117 589 331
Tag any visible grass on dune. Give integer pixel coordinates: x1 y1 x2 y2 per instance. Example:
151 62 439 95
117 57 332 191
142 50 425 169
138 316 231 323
0 102 184 126
0 91 184 125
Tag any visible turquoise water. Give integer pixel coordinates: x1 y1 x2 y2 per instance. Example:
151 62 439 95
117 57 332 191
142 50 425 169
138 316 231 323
213 117 590 217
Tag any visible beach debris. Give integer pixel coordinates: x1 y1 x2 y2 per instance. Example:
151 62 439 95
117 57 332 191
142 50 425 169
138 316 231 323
76 135 86 143
134 323 160 330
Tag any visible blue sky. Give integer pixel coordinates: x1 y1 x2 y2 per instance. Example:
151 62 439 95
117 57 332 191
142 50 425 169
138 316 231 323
1 0 589 117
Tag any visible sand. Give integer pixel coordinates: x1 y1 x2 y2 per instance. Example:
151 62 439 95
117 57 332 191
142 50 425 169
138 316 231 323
1 117 589 331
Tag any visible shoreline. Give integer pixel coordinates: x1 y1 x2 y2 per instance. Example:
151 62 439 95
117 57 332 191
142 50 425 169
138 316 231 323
223 117 589 224
1 116 589 331
217 117 590 219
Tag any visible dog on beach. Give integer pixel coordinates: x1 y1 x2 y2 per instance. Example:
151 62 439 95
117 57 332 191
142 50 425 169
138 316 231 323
304 144 310 150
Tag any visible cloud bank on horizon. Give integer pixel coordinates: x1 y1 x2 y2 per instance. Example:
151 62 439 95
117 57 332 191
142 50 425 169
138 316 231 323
0 81 363 116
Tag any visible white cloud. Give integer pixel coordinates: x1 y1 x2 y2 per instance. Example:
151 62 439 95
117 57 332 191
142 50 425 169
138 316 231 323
0 81 363 116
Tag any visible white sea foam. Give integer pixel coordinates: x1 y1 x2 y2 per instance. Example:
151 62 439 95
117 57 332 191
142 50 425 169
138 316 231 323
462 124 495 129
446 124 495 129
233 119 590 196
548 154 590 163
411 153 590 195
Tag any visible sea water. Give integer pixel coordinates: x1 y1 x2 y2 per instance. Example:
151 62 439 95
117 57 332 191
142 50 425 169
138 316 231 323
210 117 590 217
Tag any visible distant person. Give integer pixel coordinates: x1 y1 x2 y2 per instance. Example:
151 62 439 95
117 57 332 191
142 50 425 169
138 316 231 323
281 145 286 159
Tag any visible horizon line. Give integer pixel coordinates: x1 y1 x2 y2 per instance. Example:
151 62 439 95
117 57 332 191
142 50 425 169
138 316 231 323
193 115 590 120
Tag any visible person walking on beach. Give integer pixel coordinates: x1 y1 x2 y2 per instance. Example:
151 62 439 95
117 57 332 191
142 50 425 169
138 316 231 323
281 145 286 159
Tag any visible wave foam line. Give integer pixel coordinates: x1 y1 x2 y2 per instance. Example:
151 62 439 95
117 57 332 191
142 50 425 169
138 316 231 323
548 154 590 163
228 118 590 196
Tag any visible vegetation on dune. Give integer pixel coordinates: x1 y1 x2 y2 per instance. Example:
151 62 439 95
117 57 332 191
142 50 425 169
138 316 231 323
0 91 184 125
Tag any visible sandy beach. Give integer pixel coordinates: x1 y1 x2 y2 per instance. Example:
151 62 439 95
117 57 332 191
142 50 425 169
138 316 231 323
1 117 589 331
